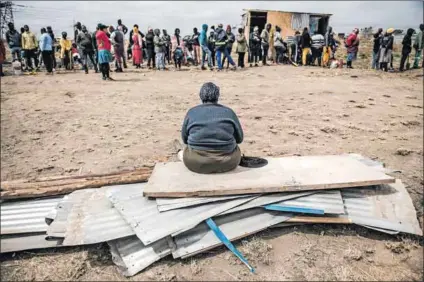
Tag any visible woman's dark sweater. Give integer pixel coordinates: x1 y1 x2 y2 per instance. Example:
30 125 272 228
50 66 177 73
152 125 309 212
181 103 243 152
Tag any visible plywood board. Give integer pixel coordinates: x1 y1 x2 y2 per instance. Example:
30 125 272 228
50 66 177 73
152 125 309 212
143 155 395 198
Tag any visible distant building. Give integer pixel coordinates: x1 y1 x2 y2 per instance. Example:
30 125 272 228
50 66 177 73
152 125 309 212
241 8 332 40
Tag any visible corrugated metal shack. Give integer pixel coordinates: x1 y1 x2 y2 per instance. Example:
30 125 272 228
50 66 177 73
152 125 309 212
241 8 332 40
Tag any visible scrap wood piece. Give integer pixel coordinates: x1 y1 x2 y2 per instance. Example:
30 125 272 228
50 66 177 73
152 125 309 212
143 155 395 198
1 167 153 200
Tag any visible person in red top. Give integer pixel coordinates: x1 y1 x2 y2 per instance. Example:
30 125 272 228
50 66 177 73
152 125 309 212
71 43 84 67
345 28 360 69
96 23 113 80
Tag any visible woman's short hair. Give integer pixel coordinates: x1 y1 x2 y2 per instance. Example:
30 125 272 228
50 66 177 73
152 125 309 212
199 82 220 103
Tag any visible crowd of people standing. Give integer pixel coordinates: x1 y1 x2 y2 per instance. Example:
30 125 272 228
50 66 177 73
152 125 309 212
1 19 423 78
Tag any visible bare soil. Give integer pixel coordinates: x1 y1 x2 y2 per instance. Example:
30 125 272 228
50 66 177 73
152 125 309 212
1 64 423 281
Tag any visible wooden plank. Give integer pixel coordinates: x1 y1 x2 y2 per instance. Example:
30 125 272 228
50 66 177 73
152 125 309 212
0 167 153 200
143 155 395 198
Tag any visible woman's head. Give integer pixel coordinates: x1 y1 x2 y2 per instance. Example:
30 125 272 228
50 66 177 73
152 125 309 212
238 27 243 34
175 28 180 35
199 82 220 103
276 26 281 32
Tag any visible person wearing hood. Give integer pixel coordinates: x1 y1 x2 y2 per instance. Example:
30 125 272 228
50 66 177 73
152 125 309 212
192 27 201 66
110 26 125 72
145 28 155 68
77 25 99 74
399 28 415 71
131 25 143 69
249 26 261 67
372 28 383 69
208 31 216 67
300 27 312 66
236 27 247 68
322 26 334 67
171 28 185 70
378 28 394 72
59 31 72 70
153 29 166 70
260 23 271 65
116 19 128 35
162 29 171 65
179 82 243 174
215 23 236 71
199 24 213 70
222 25 235 69
413 24 424 68
96 23 114 80
345 28 360 69
21 25 39 71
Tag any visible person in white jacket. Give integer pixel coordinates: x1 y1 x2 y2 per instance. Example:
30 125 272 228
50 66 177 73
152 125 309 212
274 26 285 64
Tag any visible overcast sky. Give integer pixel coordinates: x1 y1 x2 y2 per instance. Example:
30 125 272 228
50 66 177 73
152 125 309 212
13 1 423 37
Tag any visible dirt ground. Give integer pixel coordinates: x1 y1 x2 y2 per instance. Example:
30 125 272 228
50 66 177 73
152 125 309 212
1 63 423 281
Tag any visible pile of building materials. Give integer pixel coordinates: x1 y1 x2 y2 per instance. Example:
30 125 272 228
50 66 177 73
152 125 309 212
0 154 422 277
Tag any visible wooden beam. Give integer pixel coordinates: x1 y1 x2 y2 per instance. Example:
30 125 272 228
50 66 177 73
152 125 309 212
0 167 153 200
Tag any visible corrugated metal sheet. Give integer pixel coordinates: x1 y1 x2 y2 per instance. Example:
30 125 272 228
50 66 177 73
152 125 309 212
1 197 63 235
270 190 344 214
60 187 136 246
341 179 422 235
156 194 252 212
108 184 257 245
291 13 310 30
108 235 172 277
220 191 314 216
1 233 63 253
173 208 292 259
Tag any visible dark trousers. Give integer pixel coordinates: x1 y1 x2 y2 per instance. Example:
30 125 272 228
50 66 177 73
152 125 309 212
275 46 284 64
249 48 260 64
311 48 323 66
165 46 170 64
399 52 410 71
99 63 110 78
262 45 269 64
51 51 56 68
237 52 245 68
41 50 53 73
82 50 98 72
174 53 182 69
24 48 39 70
209 50 216 66
147 48 155 67
221 47 232 68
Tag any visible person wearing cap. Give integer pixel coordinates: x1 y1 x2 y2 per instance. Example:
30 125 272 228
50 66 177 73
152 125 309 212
413 24 424 69
215 23 236 71
261 23 271 65
59 31 72 70
179 82 243 174
96 23 114 80
345 28 360 69
21 25 39 71
221 25 235 69
236 27 247 68
378 28 394 72
249 26 261 67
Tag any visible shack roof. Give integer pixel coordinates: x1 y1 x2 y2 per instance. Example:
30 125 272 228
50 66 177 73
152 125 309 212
242 8 332 17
